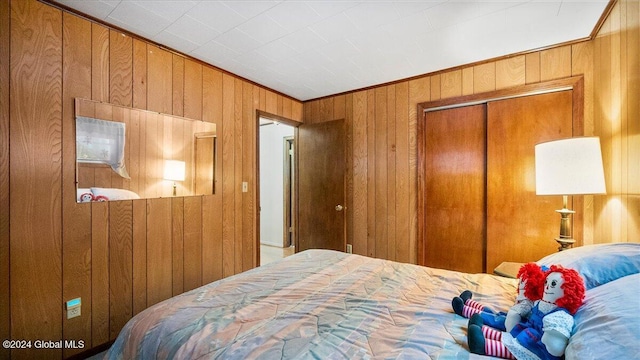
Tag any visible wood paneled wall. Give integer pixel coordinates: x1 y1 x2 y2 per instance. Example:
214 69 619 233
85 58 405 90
1 0 637 359
304 0 639 262
0 0 10 359
593 0 640 245
2 0 302 358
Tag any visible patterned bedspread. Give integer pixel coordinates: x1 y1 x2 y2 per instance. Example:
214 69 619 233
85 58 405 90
106 250 517 359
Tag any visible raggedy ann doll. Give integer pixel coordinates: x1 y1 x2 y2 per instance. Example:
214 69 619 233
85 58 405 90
467 265 585 360
452 263 546 331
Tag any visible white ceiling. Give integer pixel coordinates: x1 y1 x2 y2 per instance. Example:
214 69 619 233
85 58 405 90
54 0 609 101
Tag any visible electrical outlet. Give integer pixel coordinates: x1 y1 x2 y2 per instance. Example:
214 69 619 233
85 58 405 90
346 244 352 254
67 306 81 319
66 298 81 319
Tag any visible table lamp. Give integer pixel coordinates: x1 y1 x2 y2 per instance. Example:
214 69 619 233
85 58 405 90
535 137 606 251
164 160 185 196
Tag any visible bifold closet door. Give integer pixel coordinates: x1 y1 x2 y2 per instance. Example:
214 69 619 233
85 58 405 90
421 104 486 273
486 90 574 272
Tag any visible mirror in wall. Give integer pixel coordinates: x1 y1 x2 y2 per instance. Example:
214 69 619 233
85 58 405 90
75 98 216 202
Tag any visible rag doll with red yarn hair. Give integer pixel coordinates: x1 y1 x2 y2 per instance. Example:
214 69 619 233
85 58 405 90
468 265 585 360
452 263 546 331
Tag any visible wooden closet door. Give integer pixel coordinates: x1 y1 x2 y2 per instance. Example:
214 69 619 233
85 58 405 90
486 90 574 272
421 104 486 273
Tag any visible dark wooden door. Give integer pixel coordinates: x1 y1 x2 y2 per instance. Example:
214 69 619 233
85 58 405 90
297 119 346 252
420 105 487 273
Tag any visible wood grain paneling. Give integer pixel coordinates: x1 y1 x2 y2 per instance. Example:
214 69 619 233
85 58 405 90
92 23 109 102
0 0 10 358
593 0 640 244
234 78 243 274
540 45 572 82
109 201 133 340
91 202 109 346
147 198 172 306
375 87 388 259
202 194 223 283
408 77 429 264
474 62 496 93
172 55 184 117
132 200 147 315
525 52 541 84
394 82 410 263
626 0 639 239
344 93 354 257
10 2 63 359
171 197 184 295
366 90 376 258
386 86 396 261
571 41 597 244
282 97 293 119
351 91 368 256
242 83 256 271
222 74 236 278
132 39 147 109
266 90 277 115
183 196 203 291
184 59 203 120
496 56 526 90
109 31 132 107
462 67 474 95
441 70 462 99
147 45 172 114
62 12 92 357
203 67 223 123
430 75 441 100
5 1 303 358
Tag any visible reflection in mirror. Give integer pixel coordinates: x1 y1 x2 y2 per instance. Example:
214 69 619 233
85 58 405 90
75 98 216 202
194 132 216 195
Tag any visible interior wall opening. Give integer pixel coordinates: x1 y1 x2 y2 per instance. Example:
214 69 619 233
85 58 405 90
259 117 295 265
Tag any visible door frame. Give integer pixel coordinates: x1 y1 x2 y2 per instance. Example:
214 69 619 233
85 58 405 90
283 136 295 248
255 110 300 264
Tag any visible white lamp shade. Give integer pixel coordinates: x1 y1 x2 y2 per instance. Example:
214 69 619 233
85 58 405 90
535 137 606 195
164 160 185 181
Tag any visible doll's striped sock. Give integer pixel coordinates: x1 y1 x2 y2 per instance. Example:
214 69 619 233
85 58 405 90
464 299 485 311
462 304 482 318
481 325 502 341
484 339 515 359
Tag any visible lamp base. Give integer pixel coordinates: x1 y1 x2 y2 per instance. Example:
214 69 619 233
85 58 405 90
554 195 576 252
555 237 575 251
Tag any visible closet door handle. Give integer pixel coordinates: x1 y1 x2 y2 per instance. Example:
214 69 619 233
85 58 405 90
335 205 344 212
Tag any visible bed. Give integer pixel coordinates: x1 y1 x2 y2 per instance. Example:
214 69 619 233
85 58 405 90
105 244 640 359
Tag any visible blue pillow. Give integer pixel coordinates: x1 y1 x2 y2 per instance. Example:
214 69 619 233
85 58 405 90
537 243 640 289
566 273 640 360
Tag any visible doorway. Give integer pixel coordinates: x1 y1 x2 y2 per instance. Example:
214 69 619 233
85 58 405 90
256 113 347 266
259 116 295 265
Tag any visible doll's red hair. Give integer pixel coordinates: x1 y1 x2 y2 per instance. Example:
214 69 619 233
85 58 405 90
547 265 585 315
517 263 546 301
